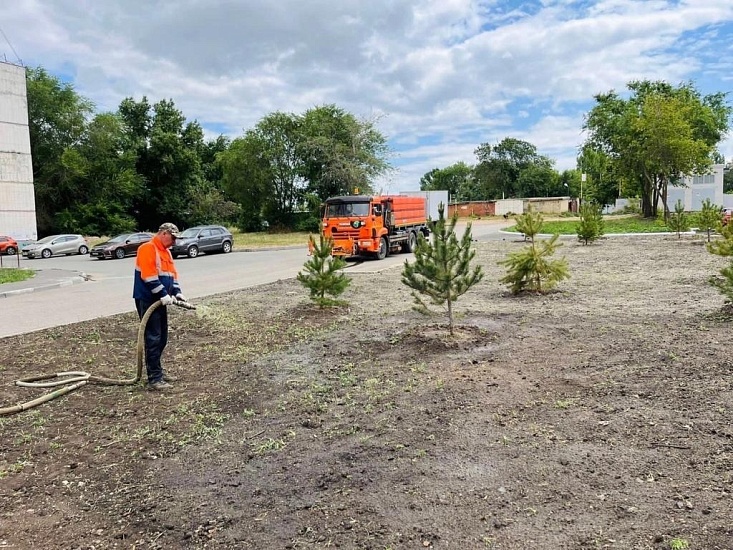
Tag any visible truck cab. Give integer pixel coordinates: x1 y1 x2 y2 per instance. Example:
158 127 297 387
318 195 429 260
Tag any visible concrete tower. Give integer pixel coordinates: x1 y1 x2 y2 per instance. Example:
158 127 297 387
0 61 36 241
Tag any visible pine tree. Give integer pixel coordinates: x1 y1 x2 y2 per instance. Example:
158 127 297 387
708 219 733 256
401 203 484 335
707 221 733 302
514 206 543 242
297 235 350 308
576 201 605 245
708 260 733 303
667 200 689 239
499 234 570 294
696 198 722 243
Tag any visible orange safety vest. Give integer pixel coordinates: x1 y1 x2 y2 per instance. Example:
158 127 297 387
132 234 181 302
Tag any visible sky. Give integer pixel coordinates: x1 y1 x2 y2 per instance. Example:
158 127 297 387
3 0 733 192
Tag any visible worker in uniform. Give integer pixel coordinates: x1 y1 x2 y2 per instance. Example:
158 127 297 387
133 222 187 391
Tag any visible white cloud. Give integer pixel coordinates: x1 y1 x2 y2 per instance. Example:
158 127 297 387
2 0 733 191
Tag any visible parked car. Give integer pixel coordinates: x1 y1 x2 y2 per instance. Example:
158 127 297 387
170 225 233 258
0 235 19 255
22 234 89 259
90 232 153 260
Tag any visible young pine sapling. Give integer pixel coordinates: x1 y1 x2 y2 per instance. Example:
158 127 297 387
667 200 689 239
297 235 351 308
696 198 722 243
576 201 605 245
499 233 570 295
401 203 483 336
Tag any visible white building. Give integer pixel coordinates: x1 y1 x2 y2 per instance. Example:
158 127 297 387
0 61 37 241
667 163 725 211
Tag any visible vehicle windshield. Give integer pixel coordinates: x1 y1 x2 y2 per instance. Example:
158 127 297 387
178 228 200 238
35 236 55 244
108 234 132 243
325 202 370 218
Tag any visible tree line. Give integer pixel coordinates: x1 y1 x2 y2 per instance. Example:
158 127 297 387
422 80 732 218
26 67 391 236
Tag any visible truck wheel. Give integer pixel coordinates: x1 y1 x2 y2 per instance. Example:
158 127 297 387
406 232 417 253
376 237 388 260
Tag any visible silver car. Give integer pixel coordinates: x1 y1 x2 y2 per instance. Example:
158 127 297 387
22 234 89 259
170 225 234 258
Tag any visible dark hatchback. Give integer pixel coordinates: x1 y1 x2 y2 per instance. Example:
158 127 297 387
170 225 233 258
90 232 153 259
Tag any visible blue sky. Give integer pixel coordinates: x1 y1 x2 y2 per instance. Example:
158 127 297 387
3 0 733 192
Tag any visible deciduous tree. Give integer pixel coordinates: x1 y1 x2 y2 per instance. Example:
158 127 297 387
118 97 205 230
584 80 731 219
299 105 389 200
218 136 269 232
26 67 94 233
420 162 473 201
473 138 554 199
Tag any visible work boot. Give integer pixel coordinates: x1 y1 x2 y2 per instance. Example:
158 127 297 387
162 372 178 383
147 380 173 391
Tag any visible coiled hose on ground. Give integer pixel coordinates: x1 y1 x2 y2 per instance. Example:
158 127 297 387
0 298 196 416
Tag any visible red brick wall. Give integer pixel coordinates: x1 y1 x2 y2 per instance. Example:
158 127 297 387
448 202 496 218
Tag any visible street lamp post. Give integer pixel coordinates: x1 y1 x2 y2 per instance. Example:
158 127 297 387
581 172 586 204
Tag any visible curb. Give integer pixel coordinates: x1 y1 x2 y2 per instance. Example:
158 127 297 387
235 245 307 253
0 273 88 299
497 230 699 239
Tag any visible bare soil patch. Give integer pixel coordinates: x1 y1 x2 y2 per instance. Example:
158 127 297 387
1 236 732 549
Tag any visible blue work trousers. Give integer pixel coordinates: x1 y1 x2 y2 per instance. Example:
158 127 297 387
134 300 168 383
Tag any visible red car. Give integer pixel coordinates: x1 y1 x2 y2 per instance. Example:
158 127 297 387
723 208 733 227
0 235 19 255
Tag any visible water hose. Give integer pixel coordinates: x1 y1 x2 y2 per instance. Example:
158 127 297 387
0 298 196 416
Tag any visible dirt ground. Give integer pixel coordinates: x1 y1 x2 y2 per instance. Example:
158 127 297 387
1 234 733 550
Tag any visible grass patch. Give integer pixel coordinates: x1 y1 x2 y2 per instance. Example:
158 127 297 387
505 215 670 235
232 230 311 249
0 268 34 285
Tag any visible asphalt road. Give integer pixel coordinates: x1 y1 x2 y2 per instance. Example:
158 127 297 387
0 220 512 338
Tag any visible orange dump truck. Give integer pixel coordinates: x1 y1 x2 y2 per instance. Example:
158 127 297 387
318 195 430 259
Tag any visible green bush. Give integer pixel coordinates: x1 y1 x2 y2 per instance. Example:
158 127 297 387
295 216 321 232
